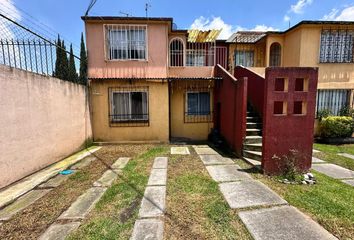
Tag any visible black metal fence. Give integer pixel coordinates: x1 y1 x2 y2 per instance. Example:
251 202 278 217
0 13 81 81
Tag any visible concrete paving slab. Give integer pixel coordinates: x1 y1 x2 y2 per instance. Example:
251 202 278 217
199 155 234 165
58 187 106 220
147 169 167 186
192 145 209 148
138 186 166 218
152 157 168 169
312 157 326 164
70 156 97 170
312 163 354 179
194 147 219 155
342 179 354 186
313 149 321 153
220 181 287 209
0 146 101 209
39 222 81 240
93 170 121 187
0 189 51 221
206 165 252 182
171 147 190 155
338 153 354 160
131 219 164 240
111 157 130 169
38 172 74 188
238 205 337 240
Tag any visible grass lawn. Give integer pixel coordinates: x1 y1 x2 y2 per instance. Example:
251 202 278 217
164 147 251 239
234 159 354 240
314 143 354 171
68 145 168 240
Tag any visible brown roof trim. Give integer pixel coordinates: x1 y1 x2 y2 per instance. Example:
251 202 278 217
89 77 222 81
81 16 173 22
268 20 354 34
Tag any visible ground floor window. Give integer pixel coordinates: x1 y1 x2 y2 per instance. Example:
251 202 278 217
109 87 149 126
316 89 352 116
185 91 212 123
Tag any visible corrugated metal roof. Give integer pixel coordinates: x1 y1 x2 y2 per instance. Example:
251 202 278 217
226 31 266 43
187 29 221 43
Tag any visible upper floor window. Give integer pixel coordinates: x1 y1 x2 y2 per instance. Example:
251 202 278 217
269 42 281 67
319 29 354 63
170 38 184 66
235 50 254 67
106 25 147 61
186 49 206 66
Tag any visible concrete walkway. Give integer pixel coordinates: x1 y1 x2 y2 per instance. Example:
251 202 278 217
194 145 336 240
39 157 130 240
131 157 168 240
0 146 101 209
312 156 354 186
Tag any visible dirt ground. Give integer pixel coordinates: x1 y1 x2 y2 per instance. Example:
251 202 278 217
0 144 154 240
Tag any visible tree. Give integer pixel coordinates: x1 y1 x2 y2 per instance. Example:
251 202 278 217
54 35 62 78
79 32 88 85
61 40 69 81
68 44 78 83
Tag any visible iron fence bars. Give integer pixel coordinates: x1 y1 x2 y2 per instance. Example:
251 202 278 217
0 13 81 83
0 39 56 75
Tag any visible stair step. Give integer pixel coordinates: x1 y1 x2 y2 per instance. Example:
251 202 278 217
244 135 262 144
246 129 262 136
243 143 262 151
243 157 262 169
243 150 262 161
247 122 262 127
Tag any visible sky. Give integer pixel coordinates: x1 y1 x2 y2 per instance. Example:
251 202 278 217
1 0 354 54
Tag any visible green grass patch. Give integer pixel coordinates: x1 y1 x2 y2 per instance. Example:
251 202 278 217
253 169 354 239
68 171 90 181
165 153 251 239
314 143 354 170
67 146 168 240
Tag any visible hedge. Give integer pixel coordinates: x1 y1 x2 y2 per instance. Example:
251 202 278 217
319 116 354 138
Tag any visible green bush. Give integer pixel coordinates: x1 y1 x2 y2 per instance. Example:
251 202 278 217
317 109 332 120
319 116 354 138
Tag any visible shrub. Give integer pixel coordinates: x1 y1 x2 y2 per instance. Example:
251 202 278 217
317 109 332 120
339 106 354 118
319 116 354 138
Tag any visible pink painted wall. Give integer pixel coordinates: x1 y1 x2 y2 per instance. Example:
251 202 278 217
0 65 92 189
85 21 169 79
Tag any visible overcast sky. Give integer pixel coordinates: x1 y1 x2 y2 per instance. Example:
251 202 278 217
1 0 354 53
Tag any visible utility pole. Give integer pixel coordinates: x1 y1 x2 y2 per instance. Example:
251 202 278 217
145 3 151 18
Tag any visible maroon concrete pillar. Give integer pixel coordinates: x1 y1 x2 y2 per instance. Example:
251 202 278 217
262 67 318 174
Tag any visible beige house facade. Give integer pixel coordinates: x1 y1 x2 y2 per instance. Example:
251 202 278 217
227 21 354 115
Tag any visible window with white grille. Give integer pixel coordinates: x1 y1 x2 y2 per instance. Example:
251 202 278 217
170 38 184 66
319 29 354 63
105 25 147 60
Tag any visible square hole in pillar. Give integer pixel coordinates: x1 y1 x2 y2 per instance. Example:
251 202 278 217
275 78 288 92
295 78 308 92
293 101 307 115
274 101 287 115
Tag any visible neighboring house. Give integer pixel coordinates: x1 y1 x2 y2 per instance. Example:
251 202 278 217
82 16 227 143
227 21 354 116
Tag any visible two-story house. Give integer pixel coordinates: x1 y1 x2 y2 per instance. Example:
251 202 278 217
82 16 227 143
227 20 354 116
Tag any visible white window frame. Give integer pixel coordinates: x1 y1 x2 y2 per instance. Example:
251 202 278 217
110 89 149 122
104 24 148 61
185 91 212 116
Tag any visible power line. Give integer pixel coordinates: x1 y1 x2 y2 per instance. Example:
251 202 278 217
0 1 81 52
